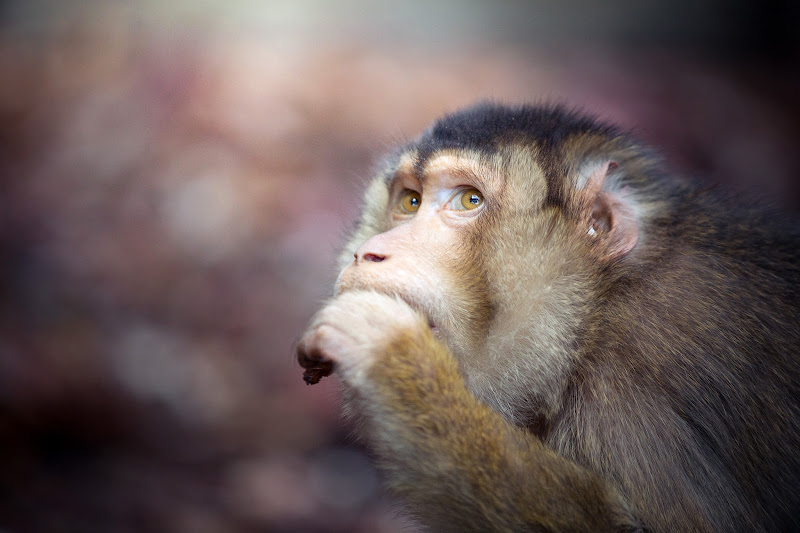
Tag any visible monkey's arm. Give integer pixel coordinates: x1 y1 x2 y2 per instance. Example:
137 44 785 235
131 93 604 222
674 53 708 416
361 330 637 532
298 292 639 532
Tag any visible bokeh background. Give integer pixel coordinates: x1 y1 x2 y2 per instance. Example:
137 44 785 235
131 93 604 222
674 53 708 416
0 1 797 531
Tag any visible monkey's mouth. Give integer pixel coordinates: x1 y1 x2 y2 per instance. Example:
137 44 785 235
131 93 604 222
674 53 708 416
395 294 438 333
411 305 439 334
426 313 441 333
427 318 439 335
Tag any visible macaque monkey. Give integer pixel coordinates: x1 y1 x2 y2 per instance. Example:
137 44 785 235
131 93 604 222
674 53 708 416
297 103 800 532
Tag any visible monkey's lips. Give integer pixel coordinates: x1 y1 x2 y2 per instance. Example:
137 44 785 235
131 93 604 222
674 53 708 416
394 294 438 332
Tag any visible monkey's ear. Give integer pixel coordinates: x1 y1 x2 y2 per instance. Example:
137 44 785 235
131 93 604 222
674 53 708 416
579 161 638 261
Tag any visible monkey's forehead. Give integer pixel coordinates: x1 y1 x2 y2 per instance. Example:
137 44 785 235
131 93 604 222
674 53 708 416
387 150 494 187
381 104 627 200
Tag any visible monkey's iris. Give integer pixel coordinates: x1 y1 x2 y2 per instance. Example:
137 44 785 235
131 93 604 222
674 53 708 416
457 188 483 210
400 190 421 213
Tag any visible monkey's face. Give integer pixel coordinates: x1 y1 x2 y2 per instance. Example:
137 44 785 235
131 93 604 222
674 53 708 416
330 143 637 420
303 105 643 423
335 152 495 362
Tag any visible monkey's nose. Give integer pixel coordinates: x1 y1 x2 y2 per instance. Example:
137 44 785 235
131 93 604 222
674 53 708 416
355 252 386 263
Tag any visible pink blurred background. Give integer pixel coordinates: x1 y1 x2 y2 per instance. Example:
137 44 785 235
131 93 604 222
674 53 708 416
0 1 797 531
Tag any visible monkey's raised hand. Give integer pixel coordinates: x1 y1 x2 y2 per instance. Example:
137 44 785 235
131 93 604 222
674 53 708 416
297 290 428 386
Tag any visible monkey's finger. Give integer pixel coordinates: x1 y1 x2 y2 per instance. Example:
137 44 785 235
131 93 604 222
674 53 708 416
303 364 333 385
297 343 335 385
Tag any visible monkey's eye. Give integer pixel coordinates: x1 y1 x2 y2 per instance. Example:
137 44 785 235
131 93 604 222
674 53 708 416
452 188 484 211
399 190 422 213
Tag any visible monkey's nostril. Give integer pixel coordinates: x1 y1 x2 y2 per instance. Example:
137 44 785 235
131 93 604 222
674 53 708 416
363 253 386 263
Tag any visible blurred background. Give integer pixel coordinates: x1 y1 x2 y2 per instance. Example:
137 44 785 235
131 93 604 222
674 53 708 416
0 1 797 531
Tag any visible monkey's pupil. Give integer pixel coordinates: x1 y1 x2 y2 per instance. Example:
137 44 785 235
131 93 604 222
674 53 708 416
469 195 479 204
411 197 419 206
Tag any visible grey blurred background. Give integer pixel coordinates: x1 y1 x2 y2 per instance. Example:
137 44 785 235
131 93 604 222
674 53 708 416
0 1 797 532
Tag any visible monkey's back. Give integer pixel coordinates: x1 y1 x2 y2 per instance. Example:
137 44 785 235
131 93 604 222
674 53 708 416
563 190 800 532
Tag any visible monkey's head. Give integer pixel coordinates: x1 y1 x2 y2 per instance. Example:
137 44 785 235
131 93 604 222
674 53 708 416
328 103 647 422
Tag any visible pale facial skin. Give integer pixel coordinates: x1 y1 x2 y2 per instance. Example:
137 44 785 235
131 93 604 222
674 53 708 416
299 154 491 387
